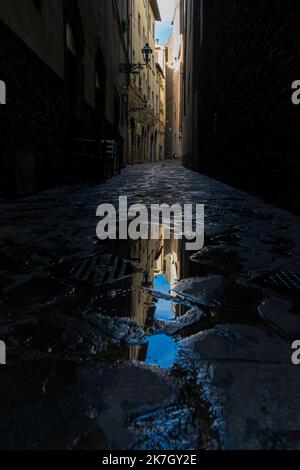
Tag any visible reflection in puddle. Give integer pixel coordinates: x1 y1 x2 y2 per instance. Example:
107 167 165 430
145 334 178 369
151 237 189 324
91 226 196 370
126 232 187 369
153 275 175 322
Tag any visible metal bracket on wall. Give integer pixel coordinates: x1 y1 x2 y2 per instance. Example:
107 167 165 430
120 63 144 74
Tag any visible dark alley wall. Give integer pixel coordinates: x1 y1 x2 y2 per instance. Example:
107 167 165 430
183 0 300 213
0 0 130 197
0 20 65 196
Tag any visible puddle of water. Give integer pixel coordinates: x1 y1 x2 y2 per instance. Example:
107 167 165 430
4 220 267 374
91 228 192 369
93 227 266 370
144 334 178 369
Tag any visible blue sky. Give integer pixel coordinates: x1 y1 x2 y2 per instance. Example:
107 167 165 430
156 22 172 44
156 0 176 44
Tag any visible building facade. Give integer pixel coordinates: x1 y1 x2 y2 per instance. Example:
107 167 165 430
183 0 300 213
127 0 163 164
165 0 184 160
0 0 130 197
155 42 167 162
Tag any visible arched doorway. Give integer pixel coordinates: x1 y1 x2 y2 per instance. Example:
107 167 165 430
150 134 154 162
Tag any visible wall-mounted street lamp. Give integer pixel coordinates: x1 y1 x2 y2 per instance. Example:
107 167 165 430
120 43 153 74
141 43 153 66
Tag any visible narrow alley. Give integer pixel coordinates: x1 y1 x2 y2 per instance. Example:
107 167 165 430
1 0 300 458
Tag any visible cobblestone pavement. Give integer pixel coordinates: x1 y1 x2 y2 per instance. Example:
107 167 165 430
1 161 300 450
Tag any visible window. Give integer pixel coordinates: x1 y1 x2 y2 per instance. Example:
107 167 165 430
95 73 100 90
64 0 84 121
165 47 169 63
95 50 106 120
66 23 77 56
138 13 141 36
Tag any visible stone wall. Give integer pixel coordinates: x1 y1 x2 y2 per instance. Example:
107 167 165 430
165 65 174 159
183 0 300 213
0 0 130 198
0 21 65 197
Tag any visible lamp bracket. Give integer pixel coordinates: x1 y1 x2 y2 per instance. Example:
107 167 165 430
120 63 145 74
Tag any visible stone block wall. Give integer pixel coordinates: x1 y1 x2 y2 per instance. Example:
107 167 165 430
183 0 300 213
0 21 65 197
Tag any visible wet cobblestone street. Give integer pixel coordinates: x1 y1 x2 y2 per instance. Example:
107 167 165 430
1 161 300 449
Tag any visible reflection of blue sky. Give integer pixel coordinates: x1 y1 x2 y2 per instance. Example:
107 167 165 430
154 274 175 322
145 334 178 369
155 274 170 294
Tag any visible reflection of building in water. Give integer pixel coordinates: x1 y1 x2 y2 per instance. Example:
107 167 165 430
130 234 164 325
128 232 185 361
154 236 182 289
128 227 164 361
153 236 185 322
162 238 182 290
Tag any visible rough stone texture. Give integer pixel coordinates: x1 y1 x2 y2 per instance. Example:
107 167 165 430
183 0 300 214
180 324 300 450
152 306 205 336
258 297 300 338
0 21 65 196
0 0 130 197
0 361 176 450
1 161 300 449
175 276 224 307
